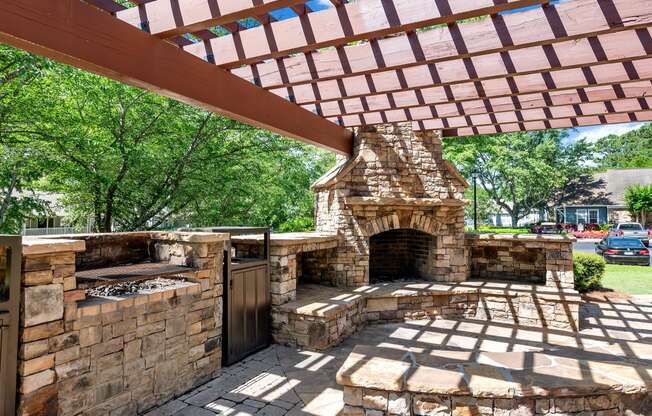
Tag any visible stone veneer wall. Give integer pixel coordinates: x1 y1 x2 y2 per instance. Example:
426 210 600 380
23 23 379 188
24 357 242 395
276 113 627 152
465 234 575 289
341 387 650 416
313 123 468 287
232 235 339 306
16 232 226 416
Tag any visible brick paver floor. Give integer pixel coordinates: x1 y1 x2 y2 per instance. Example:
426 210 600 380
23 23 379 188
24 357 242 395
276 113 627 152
146 296 652 415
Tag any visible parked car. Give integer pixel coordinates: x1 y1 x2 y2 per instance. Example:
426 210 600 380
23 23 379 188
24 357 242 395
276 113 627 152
609 222 650 246
595 237 650 266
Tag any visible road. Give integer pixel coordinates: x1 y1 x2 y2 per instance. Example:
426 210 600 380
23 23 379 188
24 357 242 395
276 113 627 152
573 239 600 254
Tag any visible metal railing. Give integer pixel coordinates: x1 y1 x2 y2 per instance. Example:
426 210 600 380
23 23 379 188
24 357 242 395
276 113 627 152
0 235 21 416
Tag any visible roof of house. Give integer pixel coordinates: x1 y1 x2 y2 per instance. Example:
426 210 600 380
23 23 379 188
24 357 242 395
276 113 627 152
563 168 652 207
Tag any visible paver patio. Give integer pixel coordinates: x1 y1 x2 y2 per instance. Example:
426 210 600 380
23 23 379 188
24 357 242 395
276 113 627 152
147 296 652 415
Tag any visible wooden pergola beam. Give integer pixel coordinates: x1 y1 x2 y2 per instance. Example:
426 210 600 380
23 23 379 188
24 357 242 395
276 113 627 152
0 0 353 154
281 29 652 107
114 0 309 38
326 80 652 126
231 0 652 89
184 0 548 68
427 110 652 137
407 97 652 132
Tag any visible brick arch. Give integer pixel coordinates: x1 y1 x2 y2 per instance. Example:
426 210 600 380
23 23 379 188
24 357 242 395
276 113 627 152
361 213 442 237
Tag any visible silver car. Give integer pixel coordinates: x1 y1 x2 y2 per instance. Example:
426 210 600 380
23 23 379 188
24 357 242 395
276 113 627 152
609 222 650 246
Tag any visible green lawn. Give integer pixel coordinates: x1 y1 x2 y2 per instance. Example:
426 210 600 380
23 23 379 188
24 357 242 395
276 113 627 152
601 264 652 295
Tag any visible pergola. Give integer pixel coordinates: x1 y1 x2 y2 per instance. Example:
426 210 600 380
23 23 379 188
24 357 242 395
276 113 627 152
1 0 651 155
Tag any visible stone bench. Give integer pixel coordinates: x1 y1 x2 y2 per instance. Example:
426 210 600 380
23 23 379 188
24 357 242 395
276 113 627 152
336 345 652 415
272 281 581 351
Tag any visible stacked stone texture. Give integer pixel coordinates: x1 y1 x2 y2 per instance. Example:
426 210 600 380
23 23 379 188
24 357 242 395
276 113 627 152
16 233 225 416
341 386 649 416
313 123 468 287
233 238 339 306
466 234 575 289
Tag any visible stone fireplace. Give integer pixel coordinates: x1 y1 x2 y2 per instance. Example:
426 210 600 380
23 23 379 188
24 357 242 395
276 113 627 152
312 123 469 287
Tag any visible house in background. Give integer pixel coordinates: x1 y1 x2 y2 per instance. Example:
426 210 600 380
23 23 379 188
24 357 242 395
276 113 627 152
556 168 652 226
21 192 92 236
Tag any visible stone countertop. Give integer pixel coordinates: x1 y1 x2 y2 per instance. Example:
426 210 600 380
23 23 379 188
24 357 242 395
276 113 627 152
231 231 338 246
465 232 576 242
336 344 652 398
22 237 86 255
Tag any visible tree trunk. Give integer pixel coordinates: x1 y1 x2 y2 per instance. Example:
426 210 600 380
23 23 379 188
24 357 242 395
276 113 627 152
510 212 520 228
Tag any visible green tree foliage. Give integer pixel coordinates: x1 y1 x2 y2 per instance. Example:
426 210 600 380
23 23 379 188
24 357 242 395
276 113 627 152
0 46 53 233
463 185 496 226
0 45 334 233
594 123 652 169
443 130 593 226
624 184 652 225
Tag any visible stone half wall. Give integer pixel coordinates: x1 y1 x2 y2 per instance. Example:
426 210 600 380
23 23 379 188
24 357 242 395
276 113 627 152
16 232 226 416
464 233 575 289
312 123 469 287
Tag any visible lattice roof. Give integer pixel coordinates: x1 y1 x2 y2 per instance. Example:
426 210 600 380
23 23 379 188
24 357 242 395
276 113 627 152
1 0 651 154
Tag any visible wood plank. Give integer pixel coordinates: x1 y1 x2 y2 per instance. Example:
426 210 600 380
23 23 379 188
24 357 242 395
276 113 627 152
278 29 652 106
406 97 652 132
115 0 309 38
428 110 652 136
183 0 548 68
0 0 353 154
231 0 652 88
322 80 652 124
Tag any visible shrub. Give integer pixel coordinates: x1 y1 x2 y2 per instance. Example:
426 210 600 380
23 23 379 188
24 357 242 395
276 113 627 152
573 253 606 292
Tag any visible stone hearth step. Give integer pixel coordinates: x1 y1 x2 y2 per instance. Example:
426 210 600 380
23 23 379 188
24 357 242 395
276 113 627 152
336 344 652 415
273 281 582 351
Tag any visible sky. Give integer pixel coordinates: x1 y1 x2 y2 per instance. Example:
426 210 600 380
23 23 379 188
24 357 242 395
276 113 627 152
564 122 646 143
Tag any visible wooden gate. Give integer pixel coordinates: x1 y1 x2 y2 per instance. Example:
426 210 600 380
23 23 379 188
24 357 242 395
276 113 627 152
0 236 21 416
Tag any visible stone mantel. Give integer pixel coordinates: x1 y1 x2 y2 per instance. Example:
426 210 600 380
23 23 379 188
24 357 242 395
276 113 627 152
343 196 467 207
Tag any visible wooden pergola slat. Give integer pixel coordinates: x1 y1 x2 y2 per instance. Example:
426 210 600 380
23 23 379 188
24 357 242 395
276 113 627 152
425 110 652 136
181 0 548 68
0 0 353 154
320 80 652 124
114 0 310 38
404 97 652 132
277 29 652 107
231 0 652 89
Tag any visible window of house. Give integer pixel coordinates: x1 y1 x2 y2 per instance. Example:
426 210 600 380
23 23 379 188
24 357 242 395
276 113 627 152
576 209 588 224
589 209 599 224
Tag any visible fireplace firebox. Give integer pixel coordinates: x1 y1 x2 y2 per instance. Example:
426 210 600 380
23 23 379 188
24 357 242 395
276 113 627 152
369 229 434 282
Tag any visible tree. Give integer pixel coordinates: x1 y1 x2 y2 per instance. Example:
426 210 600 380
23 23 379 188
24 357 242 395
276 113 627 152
463 185 496 226
0 50 336 233
594 123 652 169
443 130 593 226
0 46 52 232
624 184 652 225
